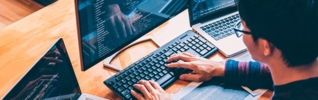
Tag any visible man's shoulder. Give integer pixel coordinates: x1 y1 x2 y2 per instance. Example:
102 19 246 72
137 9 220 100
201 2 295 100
273 77 318 100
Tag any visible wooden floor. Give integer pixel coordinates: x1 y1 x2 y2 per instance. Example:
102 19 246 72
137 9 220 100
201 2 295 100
0 0 42 29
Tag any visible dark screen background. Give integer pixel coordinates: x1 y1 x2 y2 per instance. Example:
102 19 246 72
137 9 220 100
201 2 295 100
77 0 187 70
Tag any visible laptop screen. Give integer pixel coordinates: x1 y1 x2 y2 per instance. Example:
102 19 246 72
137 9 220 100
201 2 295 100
3 39 81 100
189 0 236 22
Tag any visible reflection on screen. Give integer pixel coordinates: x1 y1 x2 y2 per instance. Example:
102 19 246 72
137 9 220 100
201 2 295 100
4 40 81 100
77 0 187 70
191 0 235 21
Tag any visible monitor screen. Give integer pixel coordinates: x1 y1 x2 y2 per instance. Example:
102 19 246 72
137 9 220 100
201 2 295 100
3 39 81 100
190 0 236 21
76 0 187 70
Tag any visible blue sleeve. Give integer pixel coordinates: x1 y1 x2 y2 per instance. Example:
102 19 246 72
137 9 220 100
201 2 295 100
224 60 274 90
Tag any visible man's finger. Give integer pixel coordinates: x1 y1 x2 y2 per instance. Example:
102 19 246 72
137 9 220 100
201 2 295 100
139 80 155 93
167 62 197 71
166 53 192 62
131 90 144 100
179 74 203 82
110 18 120 38
149 80 164 91
122 17 134 36
133 84 151 98
115 16 127 38
181 52 195 57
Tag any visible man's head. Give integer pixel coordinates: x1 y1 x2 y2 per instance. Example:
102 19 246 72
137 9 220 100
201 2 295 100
238 0 318 67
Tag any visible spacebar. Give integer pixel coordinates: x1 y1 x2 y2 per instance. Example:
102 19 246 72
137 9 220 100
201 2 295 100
157 74 172 85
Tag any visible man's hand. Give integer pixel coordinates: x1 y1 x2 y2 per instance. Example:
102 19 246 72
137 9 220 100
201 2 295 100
106 4 136 39
166 52 225 82
131 80 172 100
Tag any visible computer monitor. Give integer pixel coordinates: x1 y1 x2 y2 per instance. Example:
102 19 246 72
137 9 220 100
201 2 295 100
75 0 188 71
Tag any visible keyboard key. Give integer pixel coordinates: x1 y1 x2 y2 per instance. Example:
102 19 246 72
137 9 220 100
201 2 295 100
132 79 138 83
184 45 190 50
180 48 185 52
159 73 164 77
199 47 204 50
195 44 200 47
199 41 203 45
149 73 154 77
126 77 131 80
113 84 119 89
133 71 139 75
144 71 149 75
128 81 133 85
121 79 127 83
176 45 182 49
180 43 185 47
125 94 131 99
163 70 168 74
145 76 150 80
129 87 133 90
200 49 208 55
155 76 160 80
124 84 129 88
153 71 158 74
118 82 123 86
117 87 125 92
136 76 141 80
159 61 165 65
203 44 208 48
172 48 178 52
140 73 145 77
141 67 147 70
151 66 157 70
156 74 172 85
195 48 201 53
122 90 130 96
207 47 212 51
156 68 162 72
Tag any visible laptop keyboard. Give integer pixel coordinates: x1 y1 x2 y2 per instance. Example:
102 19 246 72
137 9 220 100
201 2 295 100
104 31 218 100
200 14 240 41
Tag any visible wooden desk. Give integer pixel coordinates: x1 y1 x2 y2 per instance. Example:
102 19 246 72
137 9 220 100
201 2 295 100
0 0 272 99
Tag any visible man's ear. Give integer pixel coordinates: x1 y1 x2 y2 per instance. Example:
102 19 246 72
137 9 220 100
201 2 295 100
241 20 251 31
259 39 272 56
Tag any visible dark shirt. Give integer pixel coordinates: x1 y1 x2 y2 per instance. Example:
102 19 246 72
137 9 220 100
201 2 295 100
225 60 318 100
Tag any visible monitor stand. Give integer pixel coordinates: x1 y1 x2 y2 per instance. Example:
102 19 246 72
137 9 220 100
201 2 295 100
103 36 162 71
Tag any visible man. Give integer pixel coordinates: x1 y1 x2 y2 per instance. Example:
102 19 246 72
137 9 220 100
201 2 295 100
130 0 318 99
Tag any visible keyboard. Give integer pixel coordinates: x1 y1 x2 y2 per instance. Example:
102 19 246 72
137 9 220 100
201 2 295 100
200 14 240 41
104 30 218 100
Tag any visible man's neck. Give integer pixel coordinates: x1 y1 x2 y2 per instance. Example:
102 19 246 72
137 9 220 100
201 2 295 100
268 59 318 86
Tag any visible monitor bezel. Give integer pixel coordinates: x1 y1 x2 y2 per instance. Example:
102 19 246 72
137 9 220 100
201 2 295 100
75 0 187 71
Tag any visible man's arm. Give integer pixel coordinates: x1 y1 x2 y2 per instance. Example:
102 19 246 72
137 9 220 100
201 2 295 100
224 60 273 90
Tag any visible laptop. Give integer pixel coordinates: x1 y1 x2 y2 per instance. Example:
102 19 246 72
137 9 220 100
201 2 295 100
189 0 247 57
2 38 107 100
126 0 187 34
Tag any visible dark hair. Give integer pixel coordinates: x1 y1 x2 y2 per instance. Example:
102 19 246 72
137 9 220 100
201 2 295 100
238 0 318 67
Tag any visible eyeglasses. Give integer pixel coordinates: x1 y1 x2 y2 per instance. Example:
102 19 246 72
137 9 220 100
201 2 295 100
233 21 252 37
